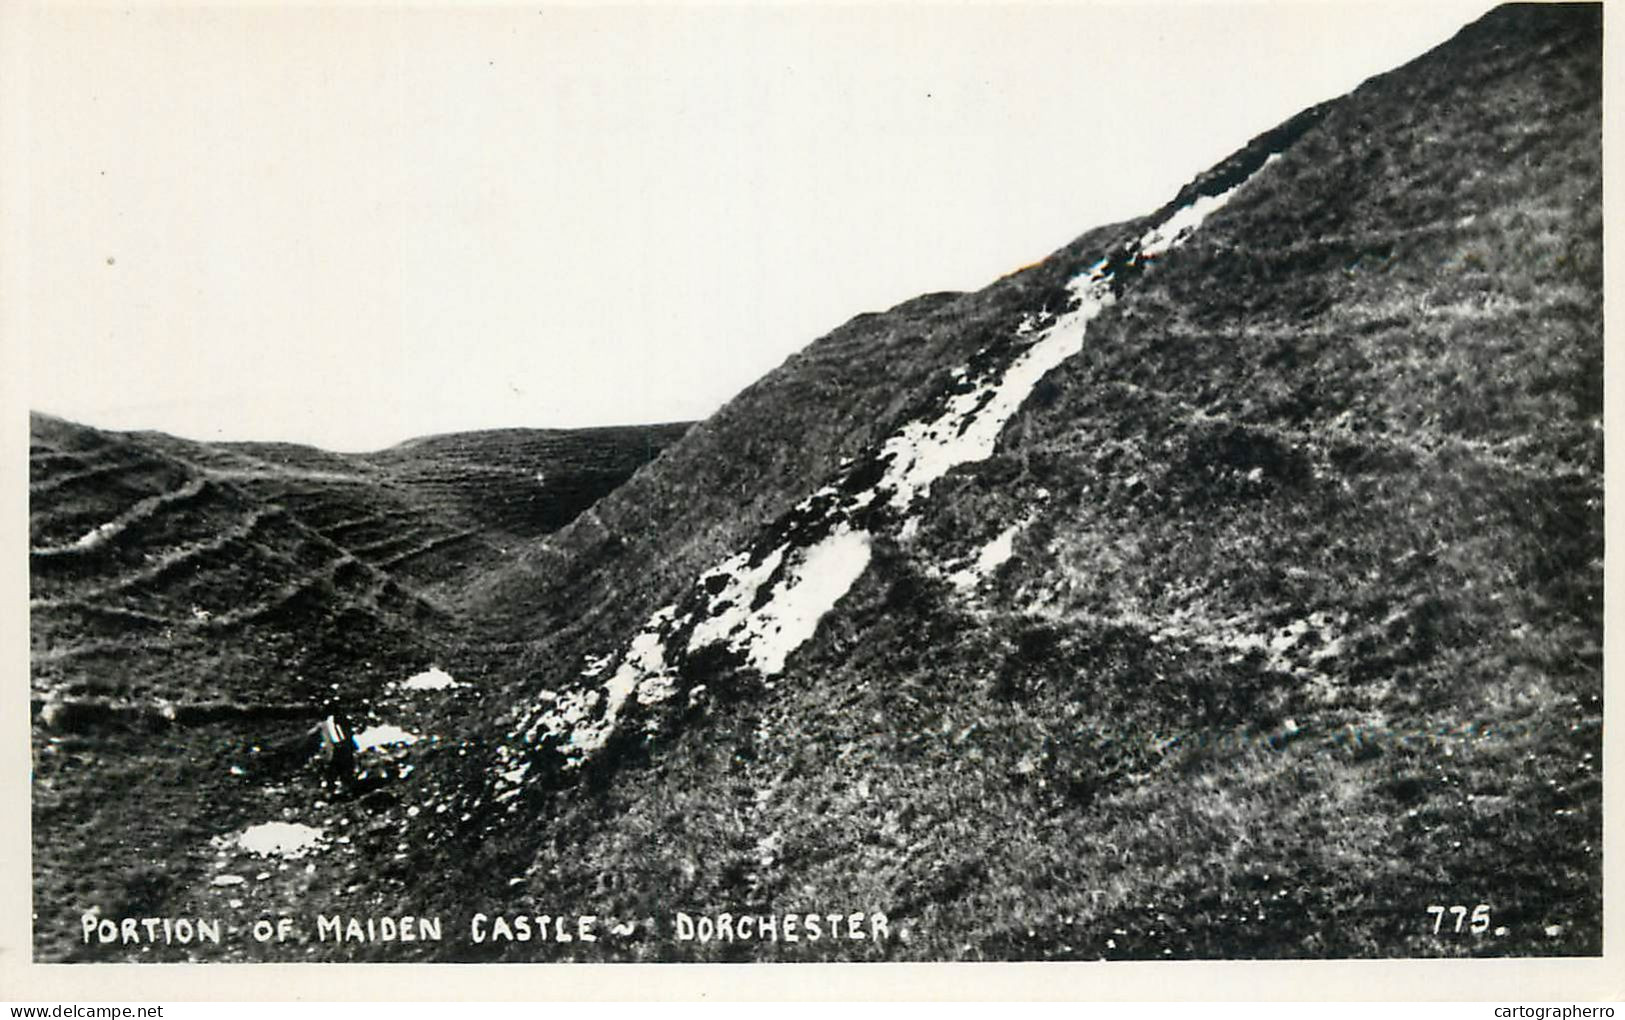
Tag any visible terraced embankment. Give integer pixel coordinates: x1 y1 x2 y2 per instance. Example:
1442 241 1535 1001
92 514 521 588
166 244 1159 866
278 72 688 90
29 413 687 961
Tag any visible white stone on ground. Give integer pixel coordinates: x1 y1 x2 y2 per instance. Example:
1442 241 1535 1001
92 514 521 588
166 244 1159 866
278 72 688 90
236 822 325 858
353 724 419 751
399 666 465 691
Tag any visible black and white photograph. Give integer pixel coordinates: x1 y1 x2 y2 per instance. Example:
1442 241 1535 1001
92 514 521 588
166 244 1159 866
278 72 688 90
3 0 1614 996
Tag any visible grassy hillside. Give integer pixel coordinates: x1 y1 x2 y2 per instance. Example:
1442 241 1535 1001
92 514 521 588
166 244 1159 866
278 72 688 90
28 413 685 961
401 2 1598 962
363 424 691 544
30 415 448 705
30 3 1601 965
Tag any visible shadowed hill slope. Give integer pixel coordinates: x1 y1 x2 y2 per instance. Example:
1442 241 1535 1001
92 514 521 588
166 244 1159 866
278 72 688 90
28 412 687 961
30 414 691 696
30 414 449 708
362 424 691 544
407 2 1599 962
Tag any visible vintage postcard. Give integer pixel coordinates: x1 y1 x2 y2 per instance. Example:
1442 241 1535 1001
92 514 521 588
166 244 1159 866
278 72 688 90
2 0 1619 1002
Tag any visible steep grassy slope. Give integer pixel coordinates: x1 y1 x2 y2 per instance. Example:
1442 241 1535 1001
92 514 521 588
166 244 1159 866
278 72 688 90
28 413 686 961
389 2 1597 962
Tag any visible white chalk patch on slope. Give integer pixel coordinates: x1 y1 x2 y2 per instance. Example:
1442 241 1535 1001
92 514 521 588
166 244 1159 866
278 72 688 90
512 262 1112 762
509 149 1287 774
73 521 121 549
236 822 324 858
1137 155 1280 258
620 607 683 706
353 724 419 751
877 261 1115 511
948 520 1028 591
687 525 874 676
399 666 465 691
579 610 681 751
521 606 680 757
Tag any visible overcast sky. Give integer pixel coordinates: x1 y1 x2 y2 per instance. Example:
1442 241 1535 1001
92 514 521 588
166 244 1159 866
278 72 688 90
19 1 1497 452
